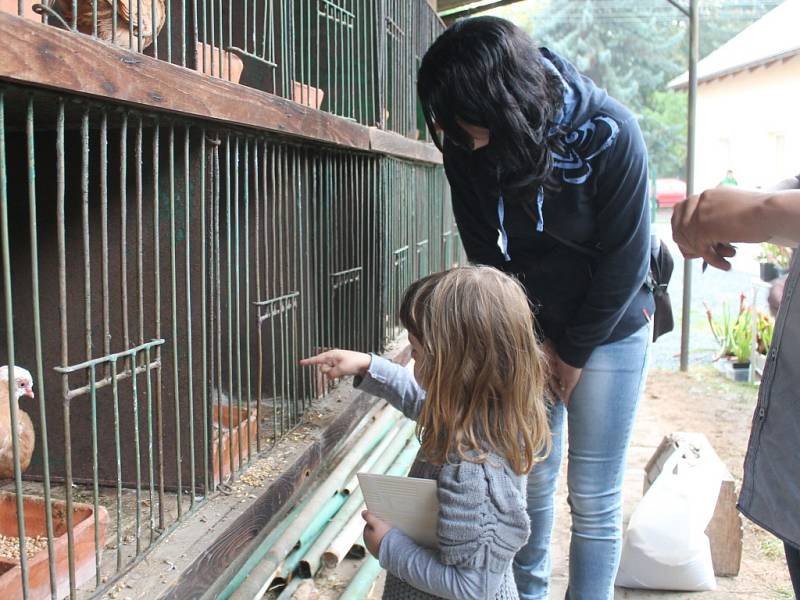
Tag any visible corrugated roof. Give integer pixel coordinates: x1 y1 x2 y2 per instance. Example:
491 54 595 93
668 0 800 90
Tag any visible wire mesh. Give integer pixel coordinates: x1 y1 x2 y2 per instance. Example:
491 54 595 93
0 83 462 599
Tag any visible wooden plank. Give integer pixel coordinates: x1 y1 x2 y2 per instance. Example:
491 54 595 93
0 13 448 167
369 128 442 165
0 12 370 150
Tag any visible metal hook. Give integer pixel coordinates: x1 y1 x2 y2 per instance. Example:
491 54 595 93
32 3 71 31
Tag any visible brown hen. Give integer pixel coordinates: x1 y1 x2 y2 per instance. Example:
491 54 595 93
56 0 166 50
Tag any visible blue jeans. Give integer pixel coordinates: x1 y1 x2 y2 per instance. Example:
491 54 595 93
514 324 651 600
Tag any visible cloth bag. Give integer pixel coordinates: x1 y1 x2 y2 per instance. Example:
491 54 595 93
615 448 721 591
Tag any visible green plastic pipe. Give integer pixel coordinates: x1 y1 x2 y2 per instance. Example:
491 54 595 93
224 414 403 597
384 439 421 477
216 496 311 600
338 556 383 600
281 491 347 575
229 407 401 600
222 408 399 600
274 576 303 600
335 441 420 600
318 435 422 574
297 421 417 577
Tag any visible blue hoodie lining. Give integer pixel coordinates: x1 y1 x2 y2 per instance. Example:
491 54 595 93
496 57 574 259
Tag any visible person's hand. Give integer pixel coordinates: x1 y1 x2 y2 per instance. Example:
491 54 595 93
362 510 392 558
542 340 582 406
299 349 371 380
671 188 772 270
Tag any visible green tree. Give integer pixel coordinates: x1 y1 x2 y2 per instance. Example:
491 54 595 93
489 0 780 178
640 90 687 178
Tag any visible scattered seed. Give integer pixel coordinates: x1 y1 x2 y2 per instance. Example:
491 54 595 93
0 534 48 560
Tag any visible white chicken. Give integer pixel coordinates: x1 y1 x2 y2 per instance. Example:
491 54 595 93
0 365 35 479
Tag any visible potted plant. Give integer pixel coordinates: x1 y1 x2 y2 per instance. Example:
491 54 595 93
705 294 753 382
758 242 792 282
752 311 774 377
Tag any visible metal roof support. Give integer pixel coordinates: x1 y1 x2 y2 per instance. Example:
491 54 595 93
669 0 699 371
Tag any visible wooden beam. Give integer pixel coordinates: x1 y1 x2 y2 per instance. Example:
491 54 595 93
370 128 442 164
0 13 371 150
0 12 444 165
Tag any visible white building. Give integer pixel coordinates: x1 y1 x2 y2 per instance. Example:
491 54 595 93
669 0 800 191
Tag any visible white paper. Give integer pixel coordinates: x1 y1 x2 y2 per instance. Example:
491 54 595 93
357 472 439 549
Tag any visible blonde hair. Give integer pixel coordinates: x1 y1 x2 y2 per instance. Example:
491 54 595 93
399 266 549 475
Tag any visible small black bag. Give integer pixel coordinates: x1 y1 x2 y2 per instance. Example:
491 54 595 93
645 235 675 342
544 230 675 342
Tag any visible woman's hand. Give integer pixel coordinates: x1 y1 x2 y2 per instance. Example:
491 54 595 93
543 340 582 406
362 510 392 558
299 349 372 380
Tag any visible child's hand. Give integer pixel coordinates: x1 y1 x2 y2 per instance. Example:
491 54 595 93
299 349 372 380
362 510 392 558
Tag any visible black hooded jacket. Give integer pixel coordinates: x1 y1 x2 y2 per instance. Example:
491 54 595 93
443 49 654 368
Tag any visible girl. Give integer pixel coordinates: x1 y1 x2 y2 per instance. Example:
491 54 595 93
417 17 652 600
301 266 549 600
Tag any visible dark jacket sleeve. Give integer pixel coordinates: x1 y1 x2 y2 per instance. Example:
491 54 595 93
443 153 506 269
555 116 651 368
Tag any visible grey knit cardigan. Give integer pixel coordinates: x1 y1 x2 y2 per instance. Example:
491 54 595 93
355 355 530 600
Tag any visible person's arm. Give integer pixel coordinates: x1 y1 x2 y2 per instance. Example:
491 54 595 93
300 350 425 420
555 116 651 369
378 530 503 600
374 461 529 600
354 355 426 420
672 187 800 269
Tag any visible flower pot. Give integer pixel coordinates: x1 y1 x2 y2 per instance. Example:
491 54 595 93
760 262 780 282
716 358 750 383
195 42 244 84
0 0 38 20
291 81 325 110
0 492 109 600
212 404 258 482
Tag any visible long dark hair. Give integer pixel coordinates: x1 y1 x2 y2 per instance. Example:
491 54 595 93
418 17 564 192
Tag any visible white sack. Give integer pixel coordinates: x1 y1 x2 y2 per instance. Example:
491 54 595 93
615 448 723 591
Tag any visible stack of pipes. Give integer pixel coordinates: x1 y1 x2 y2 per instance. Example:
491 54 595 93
220 399 420 600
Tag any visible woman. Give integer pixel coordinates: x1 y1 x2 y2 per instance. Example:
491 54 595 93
417 17 653 600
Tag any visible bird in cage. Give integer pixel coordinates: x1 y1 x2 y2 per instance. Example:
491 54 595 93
0 366 35 479
51 0 166 50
